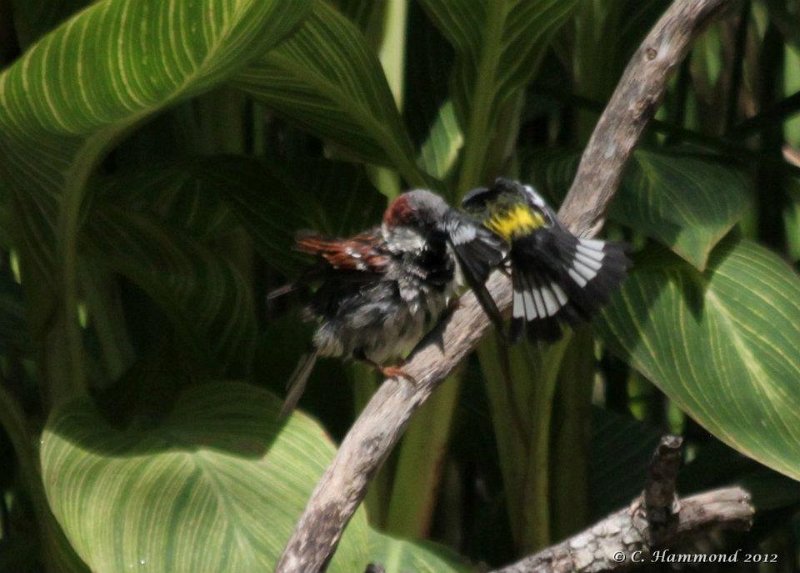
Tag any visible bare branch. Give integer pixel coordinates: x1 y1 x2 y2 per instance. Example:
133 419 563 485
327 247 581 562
491 436 753 573
276 1 733 571
559 0 731 236
643 436 683 546
491 488 753 573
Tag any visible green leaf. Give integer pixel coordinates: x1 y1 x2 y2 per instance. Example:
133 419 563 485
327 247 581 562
84 207 257 374
528 149 752 270
0 0 312 395
678 440 800 512
41 381 372 572
588 408 662 518
418 0 580 189
219 157 385 275
282 159 386 237
785 177 800 264
404 0 455 147
523 147 580 203
595 236 800 481
614 151 751 270
135 155 308 276
369 531 472 573
477 333 571 551
420 0 579 116
95 159 237 239
334 0 387 38
572 0 671 102
417 101 463 186
385 373 461 538
235 0 426 186
0 380 91 572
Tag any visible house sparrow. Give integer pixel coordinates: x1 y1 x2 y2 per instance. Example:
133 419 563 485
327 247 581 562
462 177 630 342
280 189 505 415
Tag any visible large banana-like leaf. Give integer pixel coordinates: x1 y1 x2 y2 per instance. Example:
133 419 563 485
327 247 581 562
370 532 471 573
786 178 800 263
96 154 386 280
477 333 571 550
42 381 471 572
418 0 580 188
219 157 385 275
278 158 386 236
595 236 800 481
417 101 463 186
0 0 310 281
572 0 671 103
678 439 800 512
95 159 238 239
614 151 751 270
335 0 387 40
404 1 455 147
41 381 372 572
0 0 312 391
528 149 751 270
235 0 426 186
98 155 310 275
84 207 256 375
588 408 663 518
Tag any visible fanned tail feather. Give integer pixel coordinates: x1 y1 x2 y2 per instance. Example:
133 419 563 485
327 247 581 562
510 266 567 343
510 231 630 342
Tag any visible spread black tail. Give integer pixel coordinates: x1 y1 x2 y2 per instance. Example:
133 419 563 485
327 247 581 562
509 231 629 342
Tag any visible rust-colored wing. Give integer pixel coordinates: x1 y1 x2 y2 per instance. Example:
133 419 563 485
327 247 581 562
295 229 390 273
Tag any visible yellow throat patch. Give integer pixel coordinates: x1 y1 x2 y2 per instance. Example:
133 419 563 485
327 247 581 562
485 205 545 241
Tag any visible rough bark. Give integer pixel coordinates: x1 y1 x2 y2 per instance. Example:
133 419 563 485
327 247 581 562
492 487 753 573
559 0 731 237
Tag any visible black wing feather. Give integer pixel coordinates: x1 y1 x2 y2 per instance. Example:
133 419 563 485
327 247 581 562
510 227 630 341
442 212 507 335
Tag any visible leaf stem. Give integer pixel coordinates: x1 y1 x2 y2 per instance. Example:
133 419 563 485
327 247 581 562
476 337 528 542
385 372 460 537
520 336 570 551
56 140 105 403
550 329 593 540
724 0 751 133
457 3 508 192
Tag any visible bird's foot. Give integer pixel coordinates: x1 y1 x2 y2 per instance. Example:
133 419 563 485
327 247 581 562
380 365 417 384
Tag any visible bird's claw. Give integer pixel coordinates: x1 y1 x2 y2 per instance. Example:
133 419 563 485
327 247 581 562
380 365 417 384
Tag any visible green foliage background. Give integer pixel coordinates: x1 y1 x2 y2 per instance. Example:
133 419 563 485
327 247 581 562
0 0 799 571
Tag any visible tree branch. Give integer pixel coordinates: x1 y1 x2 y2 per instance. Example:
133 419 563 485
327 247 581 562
643 436 682 546
493 490 753 573
276 1 733 571
559 0 731 237
491 437 754 573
